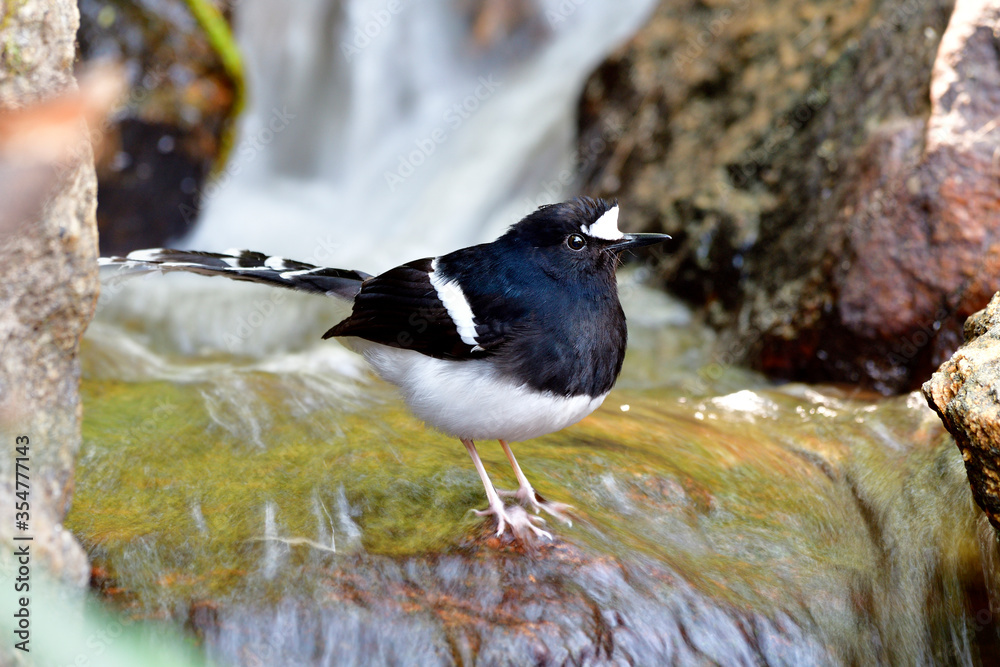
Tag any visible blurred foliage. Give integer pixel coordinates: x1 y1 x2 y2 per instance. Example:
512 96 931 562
77 0 244 253
0 560 211 666
181 0 244 173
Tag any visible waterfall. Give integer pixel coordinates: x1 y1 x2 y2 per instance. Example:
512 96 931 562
186 0 658 272
93 0 658 360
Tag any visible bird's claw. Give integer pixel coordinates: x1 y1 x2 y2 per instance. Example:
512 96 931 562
497 487 573 526
474 503 552 541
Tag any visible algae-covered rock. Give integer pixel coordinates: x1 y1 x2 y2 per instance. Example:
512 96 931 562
69 337 998 663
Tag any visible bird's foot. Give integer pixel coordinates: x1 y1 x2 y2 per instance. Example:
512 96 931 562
474 500 552 542
497 486 573 526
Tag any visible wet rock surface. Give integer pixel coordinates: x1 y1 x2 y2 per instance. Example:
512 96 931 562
0 0 100 586
580 0 1000 393
924 292 1000 533
69 316 999 664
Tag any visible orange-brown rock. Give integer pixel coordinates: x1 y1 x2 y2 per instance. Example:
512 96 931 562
581 0 1000 393
924 292 1000 531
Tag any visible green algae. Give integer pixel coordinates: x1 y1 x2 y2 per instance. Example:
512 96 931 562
73 378 476 582
69 290 995 662
69 363 986 661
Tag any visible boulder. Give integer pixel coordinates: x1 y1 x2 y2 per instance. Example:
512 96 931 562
0 0 102 585
924 292 1000 531
580 0 1000 393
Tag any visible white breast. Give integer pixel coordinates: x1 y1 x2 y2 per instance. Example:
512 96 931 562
345 339 607 442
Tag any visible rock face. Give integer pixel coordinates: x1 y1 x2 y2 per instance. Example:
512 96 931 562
924 292 1000 532
580 0 999 393
0 0 100 585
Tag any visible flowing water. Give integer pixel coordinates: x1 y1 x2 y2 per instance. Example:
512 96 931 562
74 276 1000 665
73 0 1000 664
187 0 659 270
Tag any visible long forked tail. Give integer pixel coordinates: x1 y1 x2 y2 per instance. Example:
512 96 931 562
99 248 372 300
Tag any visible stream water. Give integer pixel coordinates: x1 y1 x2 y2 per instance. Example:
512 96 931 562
74 276 1000 665
74 0 1000 664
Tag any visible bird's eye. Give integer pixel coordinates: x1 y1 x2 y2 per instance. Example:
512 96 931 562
566 233 586 251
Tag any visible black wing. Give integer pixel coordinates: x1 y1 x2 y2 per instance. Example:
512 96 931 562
322 258 507 360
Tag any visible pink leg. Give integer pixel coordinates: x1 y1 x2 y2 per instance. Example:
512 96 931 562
462 438 551 541
498 439 573 525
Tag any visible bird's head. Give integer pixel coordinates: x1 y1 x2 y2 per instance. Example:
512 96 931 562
504 197 670 280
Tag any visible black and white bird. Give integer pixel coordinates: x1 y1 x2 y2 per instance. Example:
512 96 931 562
100 197 669 540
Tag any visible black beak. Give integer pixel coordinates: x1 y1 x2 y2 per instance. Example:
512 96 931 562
608 233 671 253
